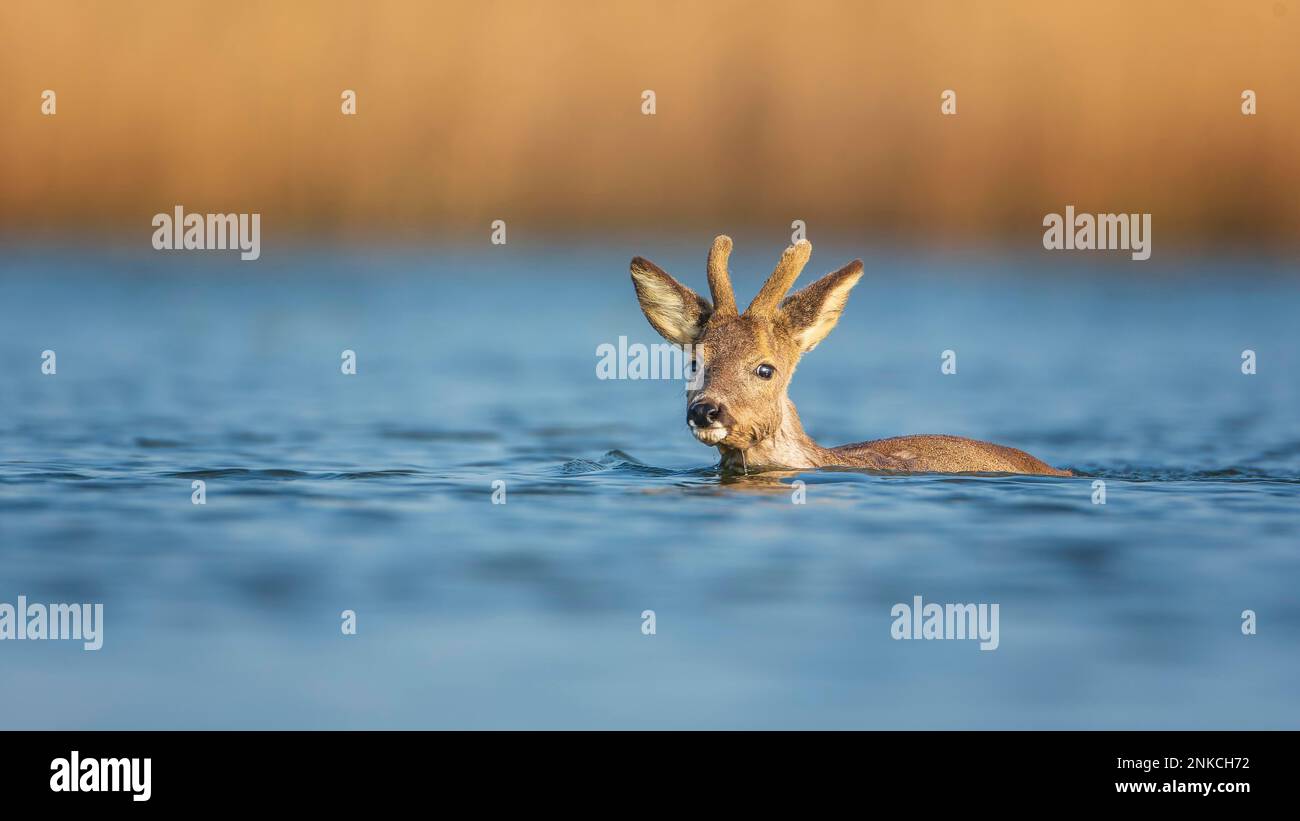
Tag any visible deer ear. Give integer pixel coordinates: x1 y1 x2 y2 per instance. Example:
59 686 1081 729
778 260 864 352
630 256 712 344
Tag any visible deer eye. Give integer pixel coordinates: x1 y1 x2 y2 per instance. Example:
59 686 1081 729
688 358 700 375
755 363 775 380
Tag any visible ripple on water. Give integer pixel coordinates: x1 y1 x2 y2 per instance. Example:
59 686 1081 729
160 468 312 480
554 450 686 477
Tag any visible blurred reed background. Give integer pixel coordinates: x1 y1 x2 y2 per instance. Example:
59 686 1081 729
1 0 1297 248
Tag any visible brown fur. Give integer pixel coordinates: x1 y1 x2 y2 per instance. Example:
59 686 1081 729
629 236 1072 477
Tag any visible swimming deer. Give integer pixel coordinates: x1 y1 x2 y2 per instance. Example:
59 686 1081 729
629 236 1072 476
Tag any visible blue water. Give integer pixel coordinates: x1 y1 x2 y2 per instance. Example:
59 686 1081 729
1 244 1297 728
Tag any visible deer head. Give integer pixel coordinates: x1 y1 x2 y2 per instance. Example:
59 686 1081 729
630 235 863 459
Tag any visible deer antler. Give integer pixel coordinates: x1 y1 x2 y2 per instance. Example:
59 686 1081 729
706 235 738 316
746 239 811 317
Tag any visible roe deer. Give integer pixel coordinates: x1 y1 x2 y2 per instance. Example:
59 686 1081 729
629 236 1072 476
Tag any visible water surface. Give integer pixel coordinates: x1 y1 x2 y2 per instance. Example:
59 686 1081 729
1 246 1296 728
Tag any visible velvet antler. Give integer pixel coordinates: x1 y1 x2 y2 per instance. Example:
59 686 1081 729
706 235 738 316
745 239 811 317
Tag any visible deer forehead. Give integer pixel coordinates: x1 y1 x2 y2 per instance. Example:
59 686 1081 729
697 315 794 365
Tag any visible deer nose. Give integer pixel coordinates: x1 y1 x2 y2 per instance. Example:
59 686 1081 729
688 402 721 427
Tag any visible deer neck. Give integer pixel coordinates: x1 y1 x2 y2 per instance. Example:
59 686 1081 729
717 395 831 471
